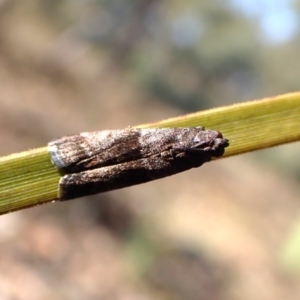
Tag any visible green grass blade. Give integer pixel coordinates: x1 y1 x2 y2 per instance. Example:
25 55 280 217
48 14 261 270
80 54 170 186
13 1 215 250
0 148 60 214
137 92 300 158
0 92 300 215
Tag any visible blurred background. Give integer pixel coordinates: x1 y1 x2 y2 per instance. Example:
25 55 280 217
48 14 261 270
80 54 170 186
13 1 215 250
0 0 300 299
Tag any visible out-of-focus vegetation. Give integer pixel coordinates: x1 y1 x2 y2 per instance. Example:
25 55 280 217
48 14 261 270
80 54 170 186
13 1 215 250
1 1 300 299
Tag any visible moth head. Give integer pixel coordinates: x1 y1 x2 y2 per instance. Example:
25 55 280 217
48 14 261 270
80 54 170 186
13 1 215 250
193 129 229 157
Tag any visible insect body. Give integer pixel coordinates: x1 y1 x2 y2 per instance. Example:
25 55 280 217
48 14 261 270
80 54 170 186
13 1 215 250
48 127 229 200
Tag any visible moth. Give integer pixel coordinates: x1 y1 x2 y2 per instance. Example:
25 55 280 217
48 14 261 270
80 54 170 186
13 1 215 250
48 127 229 200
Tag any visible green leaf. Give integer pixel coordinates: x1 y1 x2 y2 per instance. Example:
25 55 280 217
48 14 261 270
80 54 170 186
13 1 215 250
137 92 300 158
0 147 60 214
0 92 300 215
